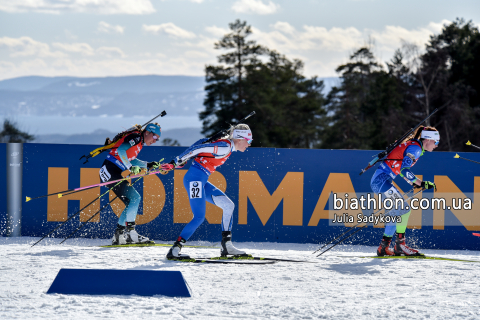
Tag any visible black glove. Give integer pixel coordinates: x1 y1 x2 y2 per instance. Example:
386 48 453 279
170 158 185 168
421 181 437 191
147 161 160 170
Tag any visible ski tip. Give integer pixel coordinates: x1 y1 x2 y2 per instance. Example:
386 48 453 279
25 196 31 202
466 140 472 146
58 193 63 198
454 154 460 158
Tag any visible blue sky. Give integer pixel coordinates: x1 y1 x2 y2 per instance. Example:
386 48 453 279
0 0 479 81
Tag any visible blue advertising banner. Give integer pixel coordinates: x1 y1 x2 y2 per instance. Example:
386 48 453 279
19 143 480 250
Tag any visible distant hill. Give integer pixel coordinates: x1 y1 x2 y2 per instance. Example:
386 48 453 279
33 127 203 147
0 75 337 118
0 75 338 141
0 75 205 93
0 75 206 118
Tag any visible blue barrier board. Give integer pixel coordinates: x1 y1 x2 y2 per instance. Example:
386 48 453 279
47 268 191 297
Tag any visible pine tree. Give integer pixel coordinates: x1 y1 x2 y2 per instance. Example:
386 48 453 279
200 20 326 148
201 19 267 138
0 120 34 143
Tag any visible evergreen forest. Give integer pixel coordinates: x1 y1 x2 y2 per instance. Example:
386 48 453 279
200 19 480 152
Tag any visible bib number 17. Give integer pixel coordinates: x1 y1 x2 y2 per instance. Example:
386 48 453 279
189 181 202 199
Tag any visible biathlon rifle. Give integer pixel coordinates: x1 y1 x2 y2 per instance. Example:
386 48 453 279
203 111 256 144
79 110 167 164
359 108 438 176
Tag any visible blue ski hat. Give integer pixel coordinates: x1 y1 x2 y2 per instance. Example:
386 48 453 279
145 123 161 137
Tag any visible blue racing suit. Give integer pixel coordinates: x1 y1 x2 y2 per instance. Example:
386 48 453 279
173 138 236 240
99 132 147 226
370 139 424 237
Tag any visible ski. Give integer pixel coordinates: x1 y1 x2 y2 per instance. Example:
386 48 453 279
167 258 275 265
100 243 218 248
341 255 480 263
200 255 317 263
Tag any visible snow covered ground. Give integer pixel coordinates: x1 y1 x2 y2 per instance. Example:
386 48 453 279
1 237 480 319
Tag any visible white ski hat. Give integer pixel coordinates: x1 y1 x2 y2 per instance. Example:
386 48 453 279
421 130 440 141
233 129 252 140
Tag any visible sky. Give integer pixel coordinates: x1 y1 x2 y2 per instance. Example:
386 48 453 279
1 0 479 81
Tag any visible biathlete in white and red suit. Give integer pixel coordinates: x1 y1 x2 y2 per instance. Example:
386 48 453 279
99 123 163 245
164 124 253 260
371 126 440 256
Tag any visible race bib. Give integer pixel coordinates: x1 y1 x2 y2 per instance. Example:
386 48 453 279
383 186 402 201
99 165 111 182
189 181 202 199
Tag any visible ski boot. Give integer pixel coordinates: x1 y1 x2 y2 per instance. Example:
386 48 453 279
166 237 191 260
125 222 153 244
377 236 394 256
112 224 126 245
394 233 424 256
220 231 247 257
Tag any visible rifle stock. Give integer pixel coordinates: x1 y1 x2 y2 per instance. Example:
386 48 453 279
204 111 256 143
79 110 167 163
359 108 438 175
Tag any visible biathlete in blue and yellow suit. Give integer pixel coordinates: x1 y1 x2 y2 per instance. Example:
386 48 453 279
99 123 163 245
164 124 253 260
371 126 440 256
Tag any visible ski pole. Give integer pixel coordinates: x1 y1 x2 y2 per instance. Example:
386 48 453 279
316 226 367 257
315 188 425 257
466 141 480 151
59 196 118 244
31 177 127 247
26 159 165 202
59 174 145 244
454 154 480 165
313 188 422 256
312 188 415 255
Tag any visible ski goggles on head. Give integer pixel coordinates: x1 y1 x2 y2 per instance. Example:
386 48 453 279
242 137 253 144
421 130 440 145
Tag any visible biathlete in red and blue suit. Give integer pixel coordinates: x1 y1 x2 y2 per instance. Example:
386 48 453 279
99 123 163 245
164 124 253 260
371 126 440 256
